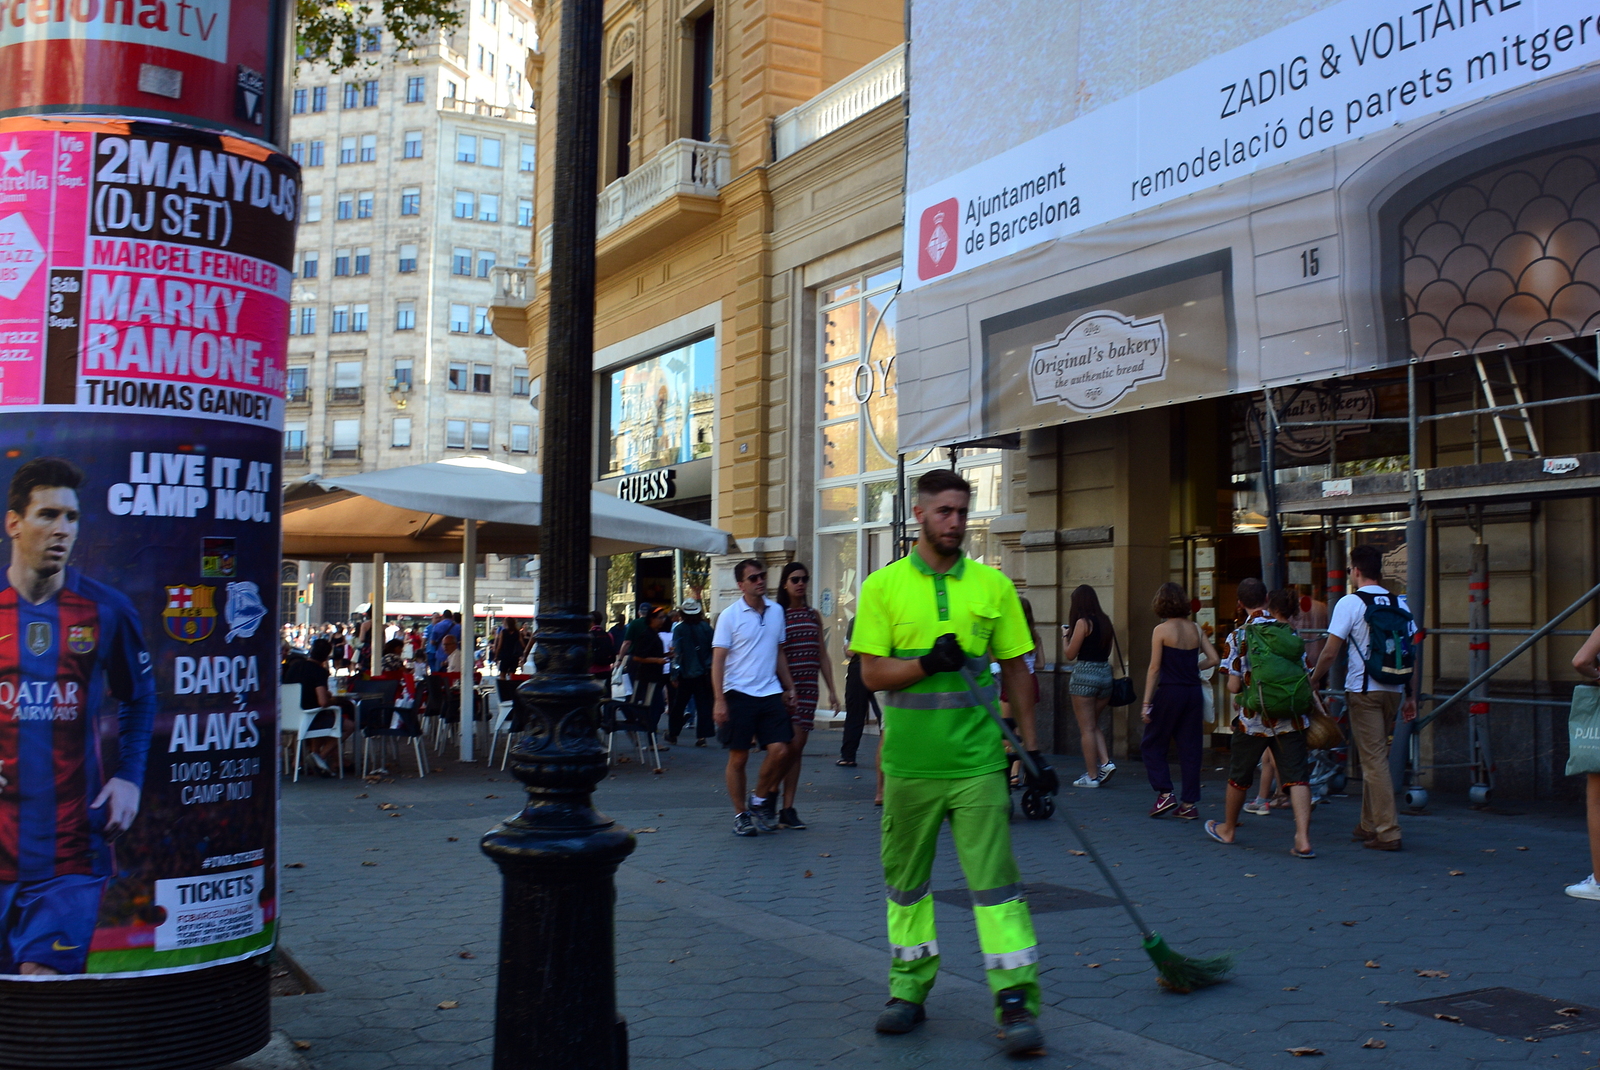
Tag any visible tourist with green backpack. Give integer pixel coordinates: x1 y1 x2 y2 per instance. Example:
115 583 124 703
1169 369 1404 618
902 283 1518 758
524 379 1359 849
1205 583 1316 858
1310 545 1416 852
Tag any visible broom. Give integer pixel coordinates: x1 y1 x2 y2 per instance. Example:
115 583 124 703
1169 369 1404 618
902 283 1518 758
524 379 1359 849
957 666 1235 993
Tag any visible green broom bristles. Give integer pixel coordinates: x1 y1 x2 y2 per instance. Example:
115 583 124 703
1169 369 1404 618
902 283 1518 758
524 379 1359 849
1142 932 1235 993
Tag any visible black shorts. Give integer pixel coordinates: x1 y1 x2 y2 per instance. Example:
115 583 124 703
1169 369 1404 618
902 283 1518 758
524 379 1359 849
1228 729 1309 790
718 691 793 752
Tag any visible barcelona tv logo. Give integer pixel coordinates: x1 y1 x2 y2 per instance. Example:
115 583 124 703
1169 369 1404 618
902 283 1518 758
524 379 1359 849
66 625 96 654
163 585 218 644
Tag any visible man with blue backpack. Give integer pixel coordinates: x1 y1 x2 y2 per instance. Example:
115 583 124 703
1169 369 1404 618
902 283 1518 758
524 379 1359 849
1206 582 1316 858
1310 545 1416 852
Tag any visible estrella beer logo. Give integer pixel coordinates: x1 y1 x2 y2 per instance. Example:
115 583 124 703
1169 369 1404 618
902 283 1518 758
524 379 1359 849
164 585 218 644
67 625 96 654
917 198 959 281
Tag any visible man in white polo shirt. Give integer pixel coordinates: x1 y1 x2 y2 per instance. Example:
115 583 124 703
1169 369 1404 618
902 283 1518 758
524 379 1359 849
713 558 795 837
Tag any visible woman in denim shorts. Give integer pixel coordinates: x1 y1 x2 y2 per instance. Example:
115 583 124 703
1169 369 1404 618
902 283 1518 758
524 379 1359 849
1061 585 1116 788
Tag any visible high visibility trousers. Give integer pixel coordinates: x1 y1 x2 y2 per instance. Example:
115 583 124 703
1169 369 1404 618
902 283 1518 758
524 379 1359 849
881 771 1040 1016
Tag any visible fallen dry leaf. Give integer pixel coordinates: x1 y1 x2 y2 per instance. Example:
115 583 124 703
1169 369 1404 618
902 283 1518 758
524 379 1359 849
293 1040 312 1051
1416 969 1450 978
1525 1036 1542 1043
1069 850 1087 856
485 794 500 799
819 852 831 857
437 1000 459 1010
1448 870 1465 876
354 793 368 799
1558 1008 1582 1017
378 803 397 810
1361 1038 1386 1049
1283 986 1300 991
655 878 666 884
1381 1022 1393 1027
1434 1014 1462 1023
1341 921 1356 927
1482 848 1496 853
361 861 378 867
388 813 401 818
1517 845 1529 851
1086 963 1101 968
1365 961 1381 969
447 836 459 842
284 862 304 869
1285 1047 1324 1057
458 952 475 959
634 827 658 834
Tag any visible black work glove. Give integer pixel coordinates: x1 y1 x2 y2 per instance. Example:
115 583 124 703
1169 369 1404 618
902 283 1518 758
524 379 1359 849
1023 752 1059 795
919 633 967 677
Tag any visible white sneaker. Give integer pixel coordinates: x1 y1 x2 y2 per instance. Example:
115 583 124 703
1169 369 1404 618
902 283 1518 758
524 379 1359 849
1566 874 1600 900
1097 762 1116 784
1243 799 1271 816
1072 773 1100 788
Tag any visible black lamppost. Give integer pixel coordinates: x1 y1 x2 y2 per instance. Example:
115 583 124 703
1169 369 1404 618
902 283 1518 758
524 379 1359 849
480 0 635 1067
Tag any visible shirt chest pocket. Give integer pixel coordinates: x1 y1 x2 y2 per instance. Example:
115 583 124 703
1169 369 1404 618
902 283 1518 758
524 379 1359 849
967 600 1000 651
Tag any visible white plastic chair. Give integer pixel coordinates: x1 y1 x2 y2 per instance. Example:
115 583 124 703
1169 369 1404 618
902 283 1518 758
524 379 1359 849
280 688 344 781
485 692 517 768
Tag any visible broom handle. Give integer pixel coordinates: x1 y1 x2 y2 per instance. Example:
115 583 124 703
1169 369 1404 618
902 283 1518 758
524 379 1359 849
956 666 1156 941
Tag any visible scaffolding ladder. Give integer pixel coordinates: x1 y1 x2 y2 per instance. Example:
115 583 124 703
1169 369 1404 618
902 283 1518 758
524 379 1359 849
1473 353 1541 462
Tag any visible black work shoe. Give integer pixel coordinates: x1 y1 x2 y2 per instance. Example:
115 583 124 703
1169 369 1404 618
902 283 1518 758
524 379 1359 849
778 807 807 830
874 997 926 1034
748 796 777 832
996 988 1044 1056
732 812 758 837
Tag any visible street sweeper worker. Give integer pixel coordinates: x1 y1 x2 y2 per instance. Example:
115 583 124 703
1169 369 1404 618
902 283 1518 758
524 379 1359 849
854 467 1058 1057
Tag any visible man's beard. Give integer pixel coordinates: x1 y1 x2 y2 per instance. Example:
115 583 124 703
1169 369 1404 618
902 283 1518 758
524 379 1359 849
920 523 963 555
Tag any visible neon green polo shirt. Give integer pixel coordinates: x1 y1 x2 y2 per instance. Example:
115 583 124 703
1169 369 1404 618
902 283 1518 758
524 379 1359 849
852 551 1032 779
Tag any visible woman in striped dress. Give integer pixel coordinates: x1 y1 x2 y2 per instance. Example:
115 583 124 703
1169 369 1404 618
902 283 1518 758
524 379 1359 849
776 561 840 831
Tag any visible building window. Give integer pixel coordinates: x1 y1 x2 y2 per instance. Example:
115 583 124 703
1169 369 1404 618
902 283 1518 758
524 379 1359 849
444 80 457 100
280 562 299 623
290 141 305 165
342 83 359 109
362 80 379 107
354 247 370 274
336 193 353 220
400 187 420 215
691 11 715 142
507 555 534 580
398 243 417 272
456 133 477 163
360 134 376 162
393 359 413 389
332 362 363 402
292 88 307 114
351 304 368 332
478 193 499 222
300 251 319 278
339 136 357 164
454 190 475 219
304 195 322 222
473 307 490 335
312 86 327 112
473 363 492 392
403 130 423 158
477 250 495 278
510 423 531 453
405 75 425 103
446 419 466 449
448 361 468 390
600 335 715 478
331 305 349 333
285 423 307 459
519 142 536 172
298 306 317 334
610 73 633 180
517 197 533 227
481 137 501 167
392 416 412 448
308 140 324 166
287 366 308 402
470 420 491 450
330 420 360 460
512 366 529 396
396 302 416 330
362 27 380 51
486 51 495 76
449 304 470 333
357 191 373 218
452 247 472 276
334 249 351 276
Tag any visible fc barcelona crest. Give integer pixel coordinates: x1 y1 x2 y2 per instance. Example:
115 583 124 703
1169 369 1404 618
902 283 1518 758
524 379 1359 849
163 585 218 644
67 625 96 654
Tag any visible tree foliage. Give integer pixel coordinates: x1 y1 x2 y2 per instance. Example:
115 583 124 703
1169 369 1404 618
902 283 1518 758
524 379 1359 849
296 0 465 74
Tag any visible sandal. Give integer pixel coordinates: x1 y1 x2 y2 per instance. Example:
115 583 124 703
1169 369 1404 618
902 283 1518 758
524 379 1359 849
836 759 857 767
1204 819 1234 845
1289 846 1316 859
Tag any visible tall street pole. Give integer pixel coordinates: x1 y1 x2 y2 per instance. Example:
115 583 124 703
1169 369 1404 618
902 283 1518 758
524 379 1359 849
480 0 636 1067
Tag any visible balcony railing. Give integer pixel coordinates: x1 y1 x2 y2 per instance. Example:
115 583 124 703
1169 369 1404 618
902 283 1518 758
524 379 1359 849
286 385 309 403
491 265 538 306
439 97 535 124
773 44 905 160
596 138 729 241
329 386 363 404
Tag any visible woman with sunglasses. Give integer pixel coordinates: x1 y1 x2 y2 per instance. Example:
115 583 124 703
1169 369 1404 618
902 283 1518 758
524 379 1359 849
776 561 841 830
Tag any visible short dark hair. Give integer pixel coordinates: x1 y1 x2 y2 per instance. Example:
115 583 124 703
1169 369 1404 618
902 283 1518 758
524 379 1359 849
735 558 765 583
1236 577 1267 609
916 468 971 500
1350 544 1384 580
1266 589 1298 619
309 637 333 662
8 457 84 517
1152 582 1190 619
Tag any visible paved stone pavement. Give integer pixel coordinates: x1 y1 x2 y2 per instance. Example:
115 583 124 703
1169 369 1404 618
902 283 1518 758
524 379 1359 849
269 728 1600 1070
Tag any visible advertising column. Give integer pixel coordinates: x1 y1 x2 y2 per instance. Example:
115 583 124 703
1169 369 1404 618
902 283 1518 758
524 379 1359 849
0 115 294 1068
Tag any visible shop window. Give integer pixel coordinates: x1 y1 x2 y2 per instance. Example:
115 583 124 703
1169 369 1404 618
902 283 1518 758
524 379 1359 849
599 335 714 479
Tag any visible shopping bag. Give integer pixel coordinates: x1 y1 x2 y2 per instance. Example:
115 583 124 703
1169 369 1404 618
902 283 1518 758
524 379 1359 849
1566 685 1600 775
